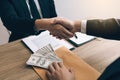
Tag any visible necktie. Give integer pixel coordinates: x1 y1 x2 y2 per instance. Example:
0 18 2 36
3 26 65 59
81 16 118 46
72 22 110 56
29 0 40 18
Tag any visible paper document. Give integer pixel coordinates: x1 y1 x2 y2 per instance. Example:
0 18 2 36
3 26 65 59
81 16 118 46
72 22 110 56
22 31 74 52
68 32 95 47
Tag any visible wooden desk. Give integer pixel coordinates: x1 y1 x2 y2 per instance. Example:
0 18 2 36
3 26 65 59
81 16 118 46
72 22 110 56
0 40 40 80
73 38 120 73
0 38 120 79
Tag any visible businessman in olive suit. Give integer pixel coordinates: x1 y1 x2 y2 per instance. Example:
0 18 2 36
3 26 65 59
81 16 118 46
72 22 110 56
0 0 73 42
50 18 120 40
45 18 120 80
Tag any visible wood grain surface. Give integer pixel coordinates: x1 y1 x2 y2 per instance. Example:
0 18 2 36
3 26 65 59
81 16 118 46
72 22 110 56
0 40 40 80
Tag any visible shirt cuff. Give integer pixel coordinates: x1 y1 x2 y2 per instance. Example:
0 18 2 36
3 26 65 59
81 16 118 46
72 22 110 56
81 20 87 33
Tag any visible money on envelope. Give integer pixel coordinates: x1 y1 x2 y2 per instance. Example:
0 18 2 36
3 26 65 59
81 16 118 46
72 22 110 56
26 44 62 69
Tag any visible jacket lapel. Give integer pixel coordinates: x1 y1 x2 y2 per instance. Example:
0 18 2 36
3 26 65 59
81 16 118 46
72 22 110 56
11 0 50 18
20 0 31 18
38 0 50 18
11 0 31 18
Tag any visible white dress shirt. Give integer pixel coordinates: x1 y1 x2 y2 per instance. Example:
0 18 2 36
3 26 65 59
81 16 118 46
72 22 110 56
81 20 87 33
26 0 87 33
26 0 43 18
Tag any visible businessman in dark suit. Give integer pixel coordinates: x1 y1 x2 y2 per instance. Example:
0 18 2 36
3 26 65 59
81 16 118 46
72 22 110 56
0 0 73 42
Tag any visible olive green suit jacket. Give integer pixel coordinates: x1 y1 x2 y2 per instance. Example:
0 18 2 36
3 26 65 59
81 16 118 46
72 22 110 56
87 18 120 40
87 19 120 80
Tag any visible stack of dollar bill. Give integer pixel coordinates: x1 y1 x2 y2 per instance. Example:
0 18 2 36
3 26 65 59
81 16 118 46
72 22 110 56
26 44 62 69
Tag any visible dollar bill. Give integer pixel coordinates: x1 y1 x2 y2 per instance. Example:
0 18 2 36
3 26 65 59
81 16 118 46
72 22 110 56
26 44 62 69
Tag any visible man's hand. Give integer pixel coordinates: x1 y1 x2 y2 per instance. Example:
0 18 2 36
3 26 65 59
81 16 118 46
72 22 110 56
46 62 75 80
35 18 74 39
53 17 81 34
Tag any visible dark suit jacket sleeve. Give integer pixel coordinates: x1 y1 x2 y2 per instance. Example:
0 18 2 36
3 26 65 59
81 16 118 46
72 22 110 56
87 18 120 40
0 0 36 35
98 57 120 80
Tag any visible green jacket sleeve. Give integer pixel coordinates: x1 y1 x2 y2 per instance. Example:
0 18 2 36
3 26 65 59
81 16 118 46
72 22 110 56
87 18 120 40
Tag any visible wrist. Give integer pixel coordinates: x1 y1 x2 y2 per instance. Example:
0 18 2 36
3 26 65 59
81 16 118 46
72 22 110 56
35 19 54 31
35 19 42 30
80 20 87 33
73 20 81 32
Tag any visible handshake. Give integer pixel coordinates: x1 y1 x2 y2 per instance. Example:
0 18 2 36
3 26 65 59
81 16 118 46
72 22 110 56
35 17 81 39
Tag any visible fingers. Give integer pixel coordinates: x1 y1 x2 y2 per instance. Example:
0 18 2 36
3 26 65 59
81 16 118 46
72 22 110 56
46 71 52 80
58 62 64 68
50 32 67 39
48 62 60 73
61 26 74 38
51 32 73 39
52 62 60 70
49 18 75 39
68 68 74 74
47 62 75 80
53 17 74 31
50 24 74 39
48 62 64 71
49 63 56 73
47 62 65 80
47 63 60 80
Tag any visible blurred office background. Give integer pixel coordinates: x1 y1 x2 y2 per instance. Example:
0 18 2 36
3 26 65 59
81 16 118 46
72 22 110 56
0 0 120 45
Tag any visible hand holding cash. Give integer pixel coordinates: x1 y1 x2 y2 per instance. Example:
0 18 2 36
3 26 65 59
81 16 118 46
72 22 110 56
26 44 62 69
